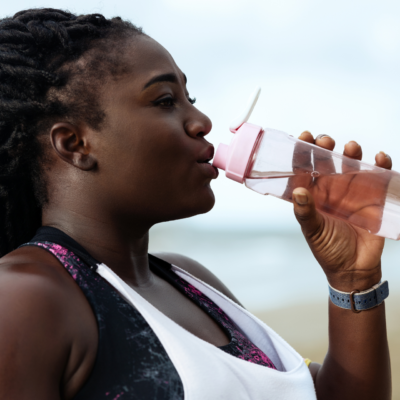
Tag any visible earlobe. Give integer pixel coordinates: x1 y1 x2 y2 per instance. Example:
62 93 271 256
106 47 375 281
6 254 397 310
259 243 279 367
50 122 97 171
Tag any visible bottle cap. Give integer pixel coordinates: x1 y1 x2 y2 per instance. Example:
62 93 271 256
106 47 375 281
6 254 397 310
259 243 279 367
213 123 263 183
212 87 263 183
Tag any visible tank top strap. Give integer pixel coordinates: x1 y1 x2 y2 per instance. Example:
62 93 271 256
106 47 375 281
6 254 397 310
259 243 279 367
20 241 184 400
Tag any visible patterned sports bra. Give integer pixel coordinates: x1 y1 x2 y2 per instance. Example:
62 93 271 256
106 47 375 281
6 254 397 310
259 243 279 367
22 227 277 399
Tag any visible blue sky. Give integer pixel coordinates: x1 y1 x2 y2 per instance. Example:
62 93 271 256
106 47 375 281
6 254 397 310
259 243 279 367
3 0 400 232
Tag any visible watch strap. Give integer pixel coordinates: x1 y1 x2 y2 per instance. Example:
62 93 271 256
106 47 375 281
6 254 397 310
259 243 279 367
329 280 389 312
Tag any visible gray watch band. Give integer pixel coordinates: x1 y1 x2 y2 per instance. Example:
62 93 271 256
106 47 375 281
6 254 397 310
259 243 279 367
329 280 389 312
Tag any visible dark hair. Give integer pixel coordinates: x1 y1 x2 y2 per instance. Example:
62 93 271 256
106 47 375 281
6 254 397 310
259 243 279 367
0 8 142 256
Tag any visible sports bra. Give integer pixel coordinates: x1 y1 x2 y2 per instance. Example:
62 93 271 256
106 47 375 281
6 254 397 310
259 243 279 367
22 227 316 400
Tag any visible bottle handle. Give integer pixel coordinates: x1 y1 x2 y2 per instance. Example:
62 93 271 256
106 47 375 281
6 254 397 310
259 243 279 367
229 87 261 133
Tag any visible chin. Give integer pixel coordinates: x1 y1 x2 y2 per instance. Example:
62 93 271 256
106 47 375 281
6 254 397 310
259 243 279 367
196 188 215 215
173 186 216 221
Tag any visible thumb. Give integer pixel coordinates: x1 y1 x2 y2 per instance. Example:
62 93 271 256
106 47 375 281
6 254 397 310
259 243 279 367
292 188 325 238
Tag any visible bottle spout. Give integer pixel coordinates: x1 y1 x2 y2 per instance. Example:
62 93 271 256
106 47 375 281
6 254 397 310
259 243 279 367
213 144 229 171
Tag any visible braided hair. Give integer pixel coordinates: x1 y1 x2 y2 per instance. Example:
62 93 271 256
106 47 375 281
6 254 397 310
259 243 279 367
0 8 142 256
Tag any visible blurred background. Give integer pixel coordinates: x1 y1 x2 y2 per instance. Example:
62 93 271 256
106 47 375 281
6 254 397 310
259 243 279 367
3 0 400 395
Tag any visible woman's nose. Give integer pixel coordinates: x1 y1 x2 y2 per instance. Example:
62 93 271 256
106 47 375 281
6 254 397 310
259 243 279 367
185 109 212 138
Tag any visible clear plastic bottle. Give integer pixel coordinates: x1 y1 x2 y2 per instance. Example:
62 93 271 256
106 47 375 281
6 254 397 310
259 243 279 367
213 88 400 240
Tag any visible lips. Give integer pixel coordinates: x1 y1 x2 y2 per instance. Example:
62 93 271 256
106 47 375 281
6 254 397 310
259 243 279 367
197 145 215 164
197 146 219 179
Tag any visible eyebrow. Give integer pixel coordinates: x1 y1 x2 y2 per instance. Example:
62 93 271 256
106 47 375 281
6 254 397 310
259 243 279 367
143 73 187 90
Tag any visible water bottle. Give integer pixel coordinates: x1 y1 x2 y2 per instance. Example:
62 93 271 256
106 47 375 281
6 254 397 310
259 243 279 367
212 88 400 240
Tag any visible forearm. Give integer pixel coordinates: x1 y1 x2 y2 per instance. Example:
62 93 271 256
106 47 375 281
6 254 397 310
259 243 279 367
315 300 391 400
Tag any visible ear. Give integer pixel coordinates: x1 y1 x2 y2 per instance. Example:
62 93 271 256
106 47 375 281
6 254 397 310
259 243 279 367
50 122 97 171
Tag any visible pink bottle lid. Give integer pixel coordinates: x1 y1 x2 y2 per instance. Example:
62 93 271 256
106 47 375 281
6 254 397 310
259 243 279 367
213 123 263 183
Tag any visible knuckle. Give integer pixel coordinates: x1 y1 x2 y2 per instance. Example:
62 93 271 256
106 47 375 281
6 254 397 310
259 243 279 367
294 210 311 223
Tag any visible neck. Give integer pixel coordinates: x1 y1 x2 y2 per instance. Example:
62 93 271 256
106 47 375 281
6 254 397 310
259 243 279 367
42 205 153 287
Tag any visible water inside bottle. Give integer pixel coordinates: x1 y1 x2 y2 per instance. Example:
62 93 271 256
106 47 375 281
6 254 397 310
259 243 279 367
245 168 400 240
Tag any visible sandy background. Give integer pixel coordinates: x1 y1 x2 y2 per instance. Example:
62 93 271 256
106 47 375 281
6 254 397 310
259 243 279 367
253 297 400 398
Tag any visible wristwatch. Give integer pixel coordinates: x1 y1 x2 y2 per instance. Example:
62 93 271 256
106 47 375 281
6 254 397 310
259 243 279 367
328 280 389 313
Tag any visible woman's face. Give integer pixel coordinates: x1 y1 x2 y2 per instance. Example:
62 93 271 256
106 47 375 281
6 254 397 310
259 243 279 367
93 35 217 226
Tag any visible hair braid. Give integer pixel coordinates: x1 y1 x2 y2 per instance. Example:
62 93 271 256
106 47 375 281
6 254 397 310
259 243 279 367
0 8 142 256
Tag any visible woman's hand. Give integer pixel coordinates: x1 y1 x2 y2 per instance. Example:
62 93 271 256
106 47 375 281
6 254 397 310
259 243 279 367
291 132 392 291
291 132 392 400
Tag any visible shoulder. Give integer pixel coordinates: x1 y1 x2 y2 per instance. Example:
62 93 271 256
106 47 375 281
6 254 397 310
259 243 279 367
0 245 85 311
0 246 74 315
0 245 96 350
0 245 97 343
152 252 244 307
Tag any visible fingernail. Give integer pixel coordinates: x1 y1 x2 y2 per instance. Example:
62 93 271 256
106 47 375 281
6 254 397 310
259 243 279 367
316 134 330 140
293 192 308 205
379 151 390 159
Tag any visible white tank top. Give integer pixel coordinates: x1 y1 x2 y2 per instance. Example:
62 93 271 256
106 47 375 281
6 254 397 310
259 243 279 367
96 263 317 400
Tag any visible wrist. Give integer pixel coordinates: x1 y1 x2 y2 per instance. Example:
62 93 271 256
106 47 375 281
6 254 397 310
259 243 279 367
326 267 382 292
329 279 388 312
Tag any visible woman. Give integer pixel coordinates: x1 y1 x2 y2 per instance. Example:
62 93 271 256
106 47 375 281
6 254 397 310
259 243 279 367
0 8 391 400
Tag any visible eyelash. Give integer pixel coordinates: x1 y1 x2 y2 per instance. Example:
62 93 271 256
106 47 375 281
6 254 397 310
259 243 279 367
153 96 196 107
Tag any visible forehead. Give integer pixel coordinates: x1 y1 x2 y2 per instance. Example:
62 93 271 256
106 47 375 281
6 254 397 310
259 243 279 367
124 35 184 86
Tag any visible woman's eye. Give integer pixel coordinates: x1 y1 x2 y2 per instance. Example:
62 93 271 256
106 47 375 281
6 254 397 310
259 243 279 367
152 95 196 108
153 96 175 107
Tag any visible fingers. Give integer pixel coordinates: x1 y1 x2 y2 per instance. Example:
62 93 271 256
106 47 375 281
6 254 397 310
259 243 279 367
342 141 362 174
375 151 392 170
315 134 335 151
313 134 336 176
283 131 314 199
290 131 314 176
343 142 391 170
343 141 362 160
298 131 314 144
299 131 336 150
292 188 325 238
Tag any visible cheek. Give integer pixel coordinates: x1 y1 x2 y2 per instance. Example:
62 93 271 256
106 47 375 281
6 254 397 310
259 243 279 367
99 129 187 198
97 116 213 217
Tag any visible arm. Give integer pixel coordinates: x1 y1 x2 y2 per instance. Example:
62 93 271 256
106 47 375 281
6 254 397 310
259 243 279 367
293 134 391 400
0 267 67 399
0 250 97 399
